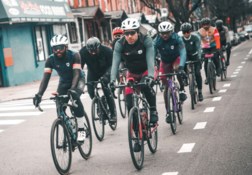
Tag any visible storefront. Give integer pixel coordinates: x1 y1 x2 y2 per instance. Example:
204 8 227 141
0 0 74 87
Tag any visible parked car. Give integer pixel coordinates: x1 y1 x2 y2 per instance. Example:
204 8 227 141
229 31 240 46
244 25 252 37
238 31 250 40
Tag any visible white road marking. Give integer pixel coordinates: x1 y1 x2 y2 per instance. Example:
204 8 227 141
244 57 248 60
0 120 25 125
213 97 222 101
219 89 227 93
241 61 246 64
233 72 239 74
178 143 195 153
223 83 231 87
162 172 179 175
194 122 207 130
249 49 252 54
0 130 4 133
231 75 237 78
235 69 241 72
238 66 243 68
0 105 55 111
204 107 215 112
0 112 43 117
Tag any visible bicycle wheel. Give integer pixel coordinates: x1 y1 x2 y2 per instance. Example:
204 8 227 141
128 106 144 170
167 88 176 134
118 87 127 118
50 118 72 175
188 73 195 110
91 98 105 141
147 120 158 153
109 99 117 131
78 111 92 159
207 62 215 94
222 57 227 80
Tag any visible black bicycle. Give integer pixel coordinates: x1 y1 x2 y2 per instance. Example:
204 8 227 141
87 79 117 141
114 80 158 170
219 46 227 81
185 60 199 110
117 68 127 118
38 91 92 175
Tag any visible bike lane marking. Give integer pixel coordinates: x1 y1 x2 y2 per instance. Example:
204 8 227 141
231 75 237 78
204 107 215 113
0 120 25 125
241 61 246 64
219 89 227 93
0 130 3 133
238 66 243 69
0 112 43 117
223 83 231 87
193 122 207 130
0 105 55 111
162 172 178 175
177 143 195 153
212 97 222 101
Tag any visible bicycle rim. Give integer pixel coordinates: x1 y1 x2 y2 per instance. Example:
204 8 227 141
118 87 127 118
91 98 105 141
175 90 183 125
128 107 144 170
189 75 195 110
78 111 93 159
50 119 72 175
168 88 176 134
147 123 158 153
207 63 214 94
109 99 117 131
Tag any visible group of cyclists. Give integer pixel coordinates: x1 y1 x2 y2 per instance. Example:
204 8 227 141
32 16 232 152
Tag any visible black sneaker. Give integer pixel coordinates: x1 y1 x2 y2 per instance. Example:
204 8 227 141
166 114 171 123
150 111 158 124
198 92 204 102
133 142 141 152
226 61 230 66
109 114 117 124
216 68 221 77
179 91 187 102
204 79 208 85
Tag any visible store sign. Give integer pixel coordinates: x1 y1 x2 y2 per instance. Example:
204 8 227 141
0 0 73 22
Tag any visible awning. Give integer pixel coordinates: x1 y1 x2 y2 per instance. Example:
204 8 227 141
71 6 104 19
104 10 128 20
139 24 155 35
0 0 74 23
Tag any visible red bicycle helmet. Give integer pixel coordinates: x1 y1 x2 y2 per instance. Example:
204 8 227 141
112 27 124 36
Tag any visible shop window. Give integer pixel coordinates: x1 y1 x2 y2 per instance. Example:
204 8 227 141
34 26 50 62
68 22 78 43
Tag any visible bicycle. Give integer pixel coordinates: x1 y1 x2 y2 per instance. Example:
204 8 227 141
219 46 227 81
203 48 217 94
87 79 117 141
114 79 158 170
158 72 183 134
117 68 127 118
38 91 92 175
185 60 200 110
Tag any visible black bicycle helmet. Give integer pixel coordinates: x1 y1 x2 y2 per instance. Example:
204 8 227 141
180 22 192 32
201 17 211 25
86 37 101 52
215 19 223 28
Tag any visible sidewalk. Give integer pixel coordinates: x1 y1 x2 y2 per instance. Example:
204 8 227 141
0 76 60 103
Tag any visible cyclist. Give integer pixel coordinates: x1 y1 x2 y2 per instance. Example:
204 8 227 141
79 37 117 122
153 21 187 123
33 35 86 142
198 17 221 84
110 18 158 151
111 27 124 50
215 19 232 66
181 22 204 101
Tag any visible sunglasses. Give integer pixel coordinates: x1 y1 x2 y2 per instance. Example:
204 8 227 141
160 31 171 36
52 45 65 52
114 34 122 39
124 30 137 36
182 31 191 34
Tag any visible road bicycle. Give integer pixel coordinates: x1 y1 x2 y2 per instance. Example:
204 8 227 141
87 79 117 141
114 79 158 170
158 72 183 134
117 68 127 118
38 91 92 175
185 60 200 110
219 46 227 81
203 48 217 94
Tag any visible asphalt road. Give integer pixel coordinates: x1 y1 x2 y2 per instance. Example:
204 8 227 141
0 40 252 175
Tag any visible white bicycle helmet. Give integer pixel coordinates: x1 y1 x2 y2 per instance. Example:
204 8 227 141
158 21 174 32
148 28 158 38
50 35 68 47
121 18 140 30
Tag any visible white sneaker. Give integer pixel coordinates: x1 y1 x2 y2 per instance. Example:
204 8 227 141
77 130 86 142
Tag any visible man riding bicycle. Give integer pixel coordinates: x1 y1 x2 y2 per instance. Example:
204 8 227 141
79 37 117 122
198 17 221 84
33 35 86 142
181 22 204 101
110 18 159 151
215 19 232 66
153 21 187 123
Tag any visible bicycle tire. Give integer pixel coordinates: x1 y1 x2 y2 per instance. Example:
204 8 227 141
109 99 117 131
78 111 93 159
91 97 105 141
175 89 183 125
128 107 144 170
189 73 195 110
147 121 158 153
118 87 127 118
167 88 176 134
207 62 214 94
50 119 72 175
